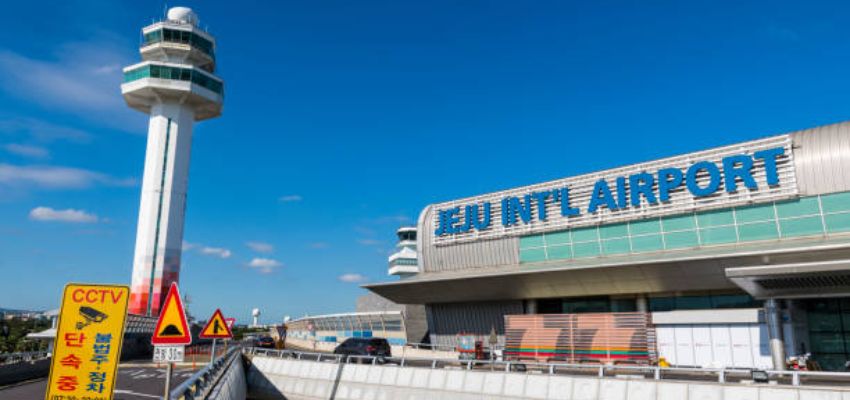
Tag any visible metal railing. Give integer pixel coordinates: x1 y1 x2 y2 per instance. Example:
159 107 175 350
244 347 850 388
170 345 241 399
0 351 51 365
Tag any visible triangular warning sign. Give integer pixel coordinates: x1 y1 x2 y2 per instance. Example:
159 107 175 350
151 283 192 345
199 309 233 339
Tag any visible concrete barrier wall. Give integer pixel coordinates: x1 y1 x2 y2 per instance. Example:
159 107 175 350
246 354 850 400
207 355 247 400
285 337 459 359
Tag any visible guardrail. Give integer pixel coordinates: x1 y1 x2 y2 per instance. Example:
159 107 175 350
170 345 241 399
0 351 51 365
244 347 850 388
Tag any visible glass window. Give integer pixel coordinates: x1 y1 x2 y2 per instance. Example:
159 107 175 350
546 231 570 246
735 204 776 223
821 192 850 213
630 218 661 235
547 245 572 260
664 230 699 249
563 297 609 313
825 212 850 234
738 221 779 241
779 216 823 238
697 209 735 227
611 298 637 312
572 241 601 258
675 295 712 310
520 235 544 249
630 234 664 252
775 197 821 218
571 227 598 243
699 226 737 245
599 223 628 239
710 294 760 309
602 238 630 255
663 214 696 231
649 297 675 312
520 248 546 263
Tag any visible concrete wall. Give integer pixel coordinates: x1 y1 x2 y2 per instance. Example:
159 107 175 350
246 354 850 400
207 355 247 400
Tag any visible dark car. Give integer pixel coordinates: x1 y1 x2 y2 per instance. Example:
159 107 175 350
333 338 391 362
255 336 276 349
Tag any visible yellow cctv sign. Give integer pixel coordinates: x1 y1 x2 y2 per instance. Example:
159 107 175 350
45 284 129 400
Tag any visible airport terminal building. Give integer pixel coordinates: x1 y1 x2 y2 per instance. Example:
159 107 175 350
366 121 850 370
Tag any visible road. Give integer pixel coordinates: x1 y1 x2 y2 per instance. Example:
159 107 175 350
0 364 199 399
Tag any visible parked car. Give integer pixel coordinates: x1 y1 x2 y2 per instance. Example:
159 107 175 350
333 338 391 362
255 336 276 349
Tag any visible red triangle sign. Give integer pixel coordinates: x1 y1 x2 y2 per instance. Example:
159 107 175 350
199 309 233 339
151 283 192 345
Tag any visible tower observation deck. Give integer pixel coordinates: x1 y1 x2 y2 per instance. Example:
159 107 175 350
122 7 223 316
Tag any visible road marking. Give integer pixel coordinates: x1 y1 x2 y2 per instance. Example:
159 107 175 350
113 389 161 398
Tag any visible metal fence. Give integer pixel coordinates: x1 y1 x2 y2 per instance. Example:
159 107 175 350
0 351 51 365
170 345 242 399
245 347 850 388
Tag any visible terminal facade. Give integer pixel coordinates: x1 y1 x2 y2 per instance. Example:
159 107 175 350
366 121 850 370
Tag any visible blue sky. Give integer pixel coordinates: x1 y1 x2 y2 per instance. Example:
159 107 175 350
2 1 850 324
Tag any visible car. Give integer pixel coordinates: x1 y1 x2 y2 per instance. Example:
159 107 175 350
255 336 276 349
333 338 391 362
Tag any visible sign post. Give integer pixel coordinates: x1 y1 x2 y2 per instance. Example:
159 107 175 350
199 309 233 364
151 283 192 400
45 283 129 400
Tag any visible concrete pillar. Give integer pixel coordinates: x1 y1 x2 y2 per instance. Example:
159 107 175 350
765 298 786 370
636 295 648 313
525 299 538 314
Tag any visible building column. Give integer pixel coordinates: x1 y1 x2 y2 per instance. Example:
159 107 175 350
525 299 538 314
765 298 786 370
636 295 648 313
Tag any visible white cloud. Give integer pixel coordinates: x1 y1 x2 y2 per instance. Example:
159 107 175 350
29 207 98 223
0 118 91 143
0 164 135 190
278 195 302 202
246 241 274 253
199 246 232 259
338 273 368 283
4 144 49 159
182 241 197 251
357 238 383 246
0 40 141 131
248 258 283 274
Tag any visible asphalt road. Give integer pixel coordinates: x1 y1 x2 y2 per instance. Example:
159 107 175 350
0 364 199 400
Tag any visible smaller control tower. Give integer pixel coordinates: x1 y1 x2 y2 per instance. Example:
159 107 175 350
122 7 224 316
388 227 419 278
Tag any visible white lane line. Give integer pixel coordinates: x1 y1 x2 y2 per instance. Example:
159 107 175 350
113 389 161 398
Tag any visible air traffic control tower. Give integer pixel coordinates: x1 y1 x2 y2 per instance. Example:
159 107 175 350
122 7 223 316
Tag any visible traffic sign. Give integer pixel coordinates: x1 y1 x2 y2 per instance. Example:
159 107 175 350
225 317 236 329
45 283 129 400
199 309 233 339
151 283 192 346
153 346 185 363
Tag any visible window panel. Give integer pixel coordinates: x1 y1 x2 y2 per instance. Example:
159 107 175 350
630 234 664 252
546 231 570 246
821 192 850 213
599 223 628 239
520 235 544 249
775 197 821 218
779 216 824 238
572 241 601 258
571 227 598 243
648 297 675 312
699 226 737 245
602 238 630 255
662 214 696 231
675 296 712 310
735 204 776 223
697 209 735 228
664 230 699 249
738 221 779 241
825 212 850 234
630 218 661 235
546 245 572 260
520 248 547 263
